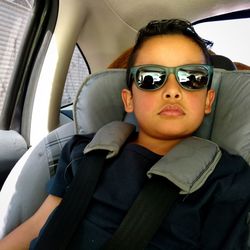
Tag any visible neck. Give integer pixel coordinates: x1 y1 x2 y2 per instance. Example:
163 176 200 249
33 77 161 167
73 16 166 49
133 132 185 156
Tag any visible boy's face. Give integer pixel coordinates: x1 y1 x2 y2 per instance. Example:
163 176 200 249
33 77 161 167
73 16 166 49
122 35 215 142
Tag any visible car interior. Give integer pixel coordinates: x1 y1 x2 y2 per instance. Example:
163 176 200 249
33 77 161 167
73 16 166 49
0 0 250 244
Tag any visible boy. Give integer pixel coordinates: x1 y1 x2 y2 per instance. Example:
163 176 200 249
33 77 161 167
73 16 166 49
1 19 250 250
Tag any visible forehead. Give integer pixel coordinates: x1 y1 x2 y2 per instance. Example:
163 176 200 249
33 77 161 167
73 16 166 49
135 34 205 66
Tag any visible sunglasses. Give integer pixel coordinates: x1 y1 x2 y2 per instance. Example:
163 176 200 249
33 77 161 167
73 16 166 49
129 64 213 91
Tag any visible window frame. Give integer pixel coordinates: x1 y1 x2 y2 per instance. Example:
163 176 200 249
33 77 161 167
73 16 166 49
0 0 59 132
61 43 91 108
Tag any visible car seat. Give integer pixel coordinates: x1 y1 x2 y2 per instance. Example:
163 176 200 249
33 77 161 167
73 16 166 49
210 54 237 71
58 54 237 125
0 68 250 242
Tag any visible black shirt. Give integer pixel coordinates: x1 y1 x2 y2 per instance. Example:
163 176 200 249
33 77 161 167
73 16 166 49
31 134 250 250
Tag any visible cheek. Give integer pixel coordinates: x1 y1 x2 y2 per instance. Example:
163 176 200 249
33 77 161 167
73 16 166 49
186 93 207 118
132 91 157 112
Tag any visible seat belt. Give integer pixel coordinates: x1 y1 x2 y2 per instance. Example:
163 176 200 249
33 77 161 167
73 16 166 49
103 176 179 250
33 150 179 250
33 150 109 250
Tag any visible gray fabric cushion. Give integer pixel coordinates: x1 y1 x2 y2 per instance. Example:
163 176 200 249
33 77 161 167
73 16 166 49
0 122 74 238
210 70 250 162
147 136 221 194
0 130 27 172
83 121 222 194
84 121 135 158
74 69 127 134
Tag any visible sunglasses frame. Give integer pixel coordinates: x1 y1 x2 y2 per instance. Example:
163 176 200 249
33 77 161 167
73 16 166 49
129 64 213 91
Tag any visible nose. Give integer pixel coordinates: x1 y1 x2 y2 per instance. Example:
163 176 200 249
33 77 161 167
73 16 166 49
162 74 182 100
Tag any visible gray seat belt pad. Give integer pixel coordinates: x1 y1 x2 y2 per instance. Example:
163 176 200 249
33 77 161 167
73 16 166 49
84 121 222 194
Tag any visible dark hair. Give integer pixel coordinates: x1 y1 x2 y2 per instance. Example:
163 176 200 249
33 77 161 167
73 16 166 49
126 19 213 89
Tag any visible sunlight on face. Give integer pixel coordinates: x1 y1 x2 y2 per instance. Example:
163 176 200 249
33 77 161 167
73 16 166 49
122 35 215 153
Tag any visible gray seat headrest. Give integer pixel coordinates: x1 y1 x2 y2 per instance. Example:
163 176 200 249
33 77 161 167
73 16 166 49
73 68 250 165
74 69 127 134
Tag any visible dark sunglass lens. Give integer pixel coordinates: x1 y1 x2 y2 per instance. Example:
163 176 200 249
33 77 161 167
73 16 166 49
177 67 208 89
137 68 166 90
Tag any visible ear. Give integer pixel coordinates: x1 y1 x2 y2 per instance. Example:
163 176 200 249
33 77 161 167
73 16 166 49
205 89 215 114
121 89 134 113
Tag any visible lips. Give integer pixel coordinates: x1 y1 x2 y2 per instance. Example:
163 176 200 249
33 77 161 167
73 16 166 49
158 104 185 117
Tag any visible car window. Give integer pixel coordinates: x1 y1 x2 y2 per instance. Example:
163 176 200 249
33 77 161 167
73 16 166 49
0 0 34 115
61 45 90 107
194 18 250 65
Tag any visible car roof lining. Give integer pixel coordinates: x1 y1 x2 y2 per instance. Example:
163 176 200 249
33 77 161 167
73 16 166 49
76 0 250 72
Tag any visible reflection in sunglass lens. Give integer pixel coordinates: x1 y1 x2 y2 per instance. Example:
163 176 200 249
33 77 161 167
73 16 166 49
137 68 166 90
177 67 208 90
131 65 211 91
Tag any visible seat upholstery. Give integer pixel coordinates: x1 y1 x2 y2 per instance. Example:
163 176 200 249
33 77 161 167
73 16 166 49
0 122 75 238
0 68 250 239
74 68 250 162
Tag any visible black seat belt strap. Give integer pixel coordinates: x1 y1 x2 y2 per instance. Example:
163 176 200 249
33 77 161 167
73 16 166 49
103 176 179 250
34 150 179 250
33 149 108 250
